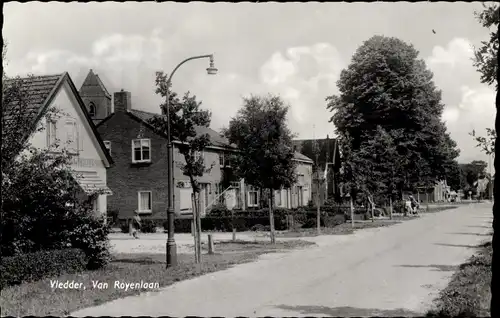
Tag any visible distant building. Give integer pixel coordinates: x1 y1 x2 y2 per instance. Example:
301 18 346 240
292 137 341 205
79 69 112 125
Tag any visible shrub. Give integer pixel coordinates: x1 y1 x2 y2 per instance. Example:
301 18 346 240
140 219 157 233
208 204 231 217
324 213 346 227
0 248 87 289
302 218 324 229
120 219 130 233
107 209 120 226
1 147 111 270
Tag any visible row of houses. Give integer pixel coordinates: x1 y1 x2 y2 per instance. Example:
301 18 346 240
12 69 342 221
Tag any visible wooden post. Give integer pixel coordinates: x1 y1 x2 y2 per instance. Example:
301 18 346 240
191 193 199 264
426 191 429 212
196 193 202 263
207 234 215 255
231 208 236 242
389 197 393 220
350 196 354 228
268 193 276 244
317 171 321 235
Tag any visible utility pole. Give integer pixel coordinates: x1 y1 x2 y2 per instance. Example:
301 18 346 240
314 125 321 235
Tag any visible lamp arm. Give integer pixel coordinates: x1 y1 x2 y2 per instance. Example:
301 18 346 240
167 54 214 85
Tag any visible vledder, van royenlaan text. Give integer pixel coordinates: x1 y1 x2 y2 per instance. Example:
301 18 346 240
50 280 160 291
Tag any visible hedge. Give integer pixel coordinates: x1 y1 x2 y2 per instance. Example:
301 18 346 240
0 248 87 289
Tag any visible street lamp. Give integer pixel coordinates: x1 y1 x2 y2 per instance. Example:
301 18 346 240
165 54 217 268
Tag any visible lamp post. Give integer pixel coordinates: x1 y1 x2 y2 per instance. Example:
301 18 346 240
165 54 218 268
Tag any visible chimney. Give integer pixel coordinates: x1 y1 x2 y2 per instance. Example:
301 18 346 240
113 89 131 113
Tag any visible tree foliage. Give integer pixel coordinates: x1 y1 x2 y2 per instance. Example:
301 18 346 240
472 3 499 89
223 94 297 191
471 4 499 154
327 35 460 201
223 94 297 243
471 127 496 156
148 71 214 194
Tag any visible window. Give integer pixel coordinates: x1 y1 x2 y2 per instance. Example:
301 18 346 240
194 150 204 162
47 119 57 147
298 174 305 184
89 103 96 117
219 153 224 166
65 120 78 152
138 191 152 213
275 190 282 207
132 139 151 163
219 152 231 167
248 190 258 207
104 141 111 155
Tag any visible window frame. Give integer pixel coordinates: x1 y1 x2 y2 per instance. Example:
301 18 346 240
137 191 153 213
65 119 78 153
247 190 259 207
275 189 282 207
89 103 96 117
46 118 57 147
131 138 151 163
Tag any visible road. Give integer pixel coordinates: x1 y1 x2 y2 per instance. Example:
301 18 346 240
73 203 493 317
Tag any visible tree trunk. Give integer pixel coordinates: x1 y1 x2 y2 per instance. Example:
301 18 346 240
389 197 393 220
269 190 276 244
231 207 236 242
317 172 321 235
490 38 499 318
350 196 354 228
191 193 200 264
196 192 202 264
368 195 375 222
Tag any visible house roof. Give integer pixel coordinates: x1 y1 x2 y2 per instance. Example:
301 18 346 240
294 151 313 163
292 137 339 167
3 72 114 166
125 108 236 149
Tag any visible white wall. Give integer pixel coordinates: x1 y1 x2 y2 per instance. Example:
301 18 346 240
25 80 110 215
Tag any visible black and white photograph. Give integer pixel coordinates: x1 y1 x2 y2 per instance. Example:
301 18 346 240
1 1 499 317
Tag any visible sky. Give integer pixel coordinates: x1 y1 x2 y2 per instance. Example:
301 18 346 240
3 2 497 168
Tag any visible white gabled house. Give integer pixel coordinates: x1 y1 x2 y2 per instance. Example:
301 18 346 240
6 72 114 216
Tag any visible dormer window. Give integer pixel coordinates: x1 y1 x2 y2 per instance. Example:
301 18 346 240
89 103 96 117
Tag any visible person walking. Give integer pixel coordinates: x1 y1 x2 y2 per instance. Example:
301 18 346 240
132 212 142 239
409 195 419 215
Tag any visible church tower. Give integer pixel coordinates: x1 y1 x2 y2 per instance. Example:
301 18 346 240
79 69 112 125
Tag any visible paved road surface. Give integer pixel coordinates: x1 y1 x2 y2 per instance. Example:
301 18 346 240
74 203 492 317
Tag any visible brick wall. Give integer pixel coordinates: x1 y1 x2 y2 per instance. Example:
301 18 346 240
97 109 226 219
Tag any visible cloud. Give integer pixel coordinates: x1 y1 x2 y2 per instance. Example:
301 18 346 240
426 37 495 165
259 43 344 138
426 37 474 68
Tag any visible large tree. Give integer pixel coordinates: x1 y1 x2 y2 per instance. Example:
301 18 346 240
327 35 460 204
148 71 214 264
224 94 297 244
470 4 499 315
